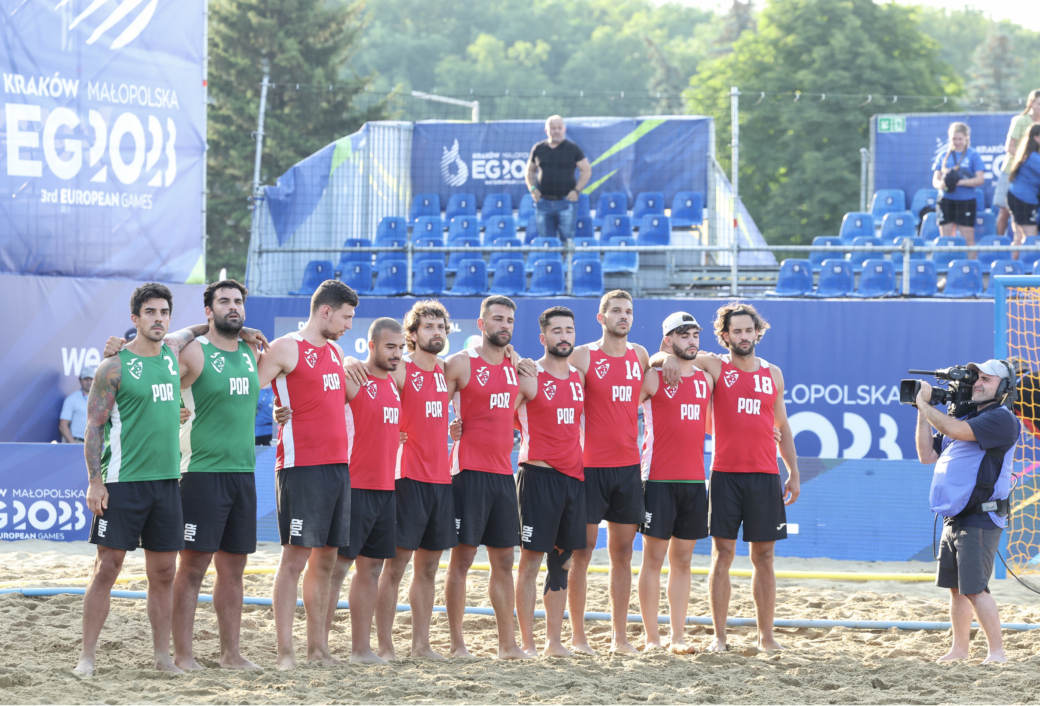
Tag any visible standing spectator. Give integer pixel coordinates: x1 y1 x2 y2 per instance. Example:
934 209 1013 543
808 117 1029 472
525 115 592 241
59 366 94 443
1006 123 1040 258
994 90 1040 237
932 122 986 255
255 384 274 446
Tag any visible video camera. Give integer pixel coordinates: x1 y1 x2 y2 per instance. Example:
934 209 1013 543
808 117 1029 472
899 366 978 417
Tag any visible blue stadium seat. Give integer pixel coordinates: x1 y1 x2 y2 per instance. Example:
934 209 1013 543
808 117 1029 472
975 188 986 217
638 215 670 246
603 236 638 274
292 260 334 295
594 192 627 226
573 236 599 262
765 259 813 297
880 212 915 242
484 215 517 242
518 193 535 224
919 211 940 241
413 216 443 240
339 262 372 293
414 236 444 265
372 261 407 296
810 259 853 298
574 216 595 239
975 210 997 238
932 235 966 271
445 193 476 221
1023 235 1040 249
373 235 407 266
909 188 939 224
526 259 566 296
839 212 874 244
850 259 896 298
1033 260 1040 276
670 191 704 227
377 216 407 240
527 237 562 272
870 189 906 225
448 216 479 241
337 238 372 270
447 237 481 274
572 260 604 297
449 259 488 296
409 193 440 224
809 236 843 271
891 236 926 272
985 259 1025 296
976 235 1011 268
847 236 882 273
481 193 513 220
412 261 447 296
489 236 522 269
937 259 982 298
907 261 938 297
602 215 632 241
489 259 524 297
633 192 665 221
576 192 591 218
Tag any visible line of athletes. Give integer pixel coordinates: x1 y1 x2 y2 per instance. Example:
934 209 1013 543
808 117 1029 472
73 278 800 676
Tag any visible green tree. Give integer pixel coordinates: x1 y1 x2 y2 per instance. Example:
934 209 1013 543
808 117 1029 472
710 0 756 56
967 33 1022 110
686 0 958 247
207 0 383 281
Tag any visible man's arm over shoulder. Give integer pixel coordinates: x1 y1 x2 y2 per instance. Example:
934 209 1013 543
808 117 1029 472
640 367 659 402
569 344 591 375
444 351 471 393
632 343 651 372
516 371 537 406
178 339 204 389
257 336 297 388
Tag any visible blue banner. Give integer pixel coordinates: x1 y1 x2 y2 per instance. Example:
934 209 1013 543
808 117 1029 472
872 112 1016 210
411 117 711 208
0 0 206 282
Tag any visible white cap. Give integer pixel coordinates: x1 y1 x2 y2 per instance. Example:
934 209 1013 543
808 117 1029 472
662 312 700 335
79 365 97 379
967 360 1010 379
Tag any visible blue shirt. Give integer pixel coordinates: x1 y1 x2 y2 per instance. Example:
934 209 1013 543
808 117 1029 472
932 148 985 201
60 390 89 439
255 386 274 436
1009 152 1040 206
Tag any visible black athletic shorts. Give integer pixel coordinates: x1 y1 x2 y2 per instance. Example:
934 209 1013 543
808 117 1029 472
516 463 587 553
395 478 458 552
1008 192 1039 227
640 482 709 541
276 463 351 548
89 479 184 553
707 471 787 543
179 472 257 554
937 198 975 228
936 520 1002 595
584 464 644 525
452 470 520 548
339 488 396 560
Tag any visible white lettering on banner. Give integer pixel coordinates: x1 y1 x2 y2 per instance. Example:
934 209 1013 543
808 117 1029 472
786 383 902 406
787 411 903 460
737 398 761 415
151 383 174 402
383 407 399 424
425 401 443 418
322 374 341 392
680 404 700 420
556 408 575 424
86 81 180 110
612 386 632 402
3 73 80 99
61 347 102 377
490 393 510 409
229 377 249 395
0 497 86 531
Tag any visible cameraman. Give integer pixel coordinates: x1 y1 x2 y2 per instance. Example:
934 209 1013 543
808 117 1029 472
915 360 1019 664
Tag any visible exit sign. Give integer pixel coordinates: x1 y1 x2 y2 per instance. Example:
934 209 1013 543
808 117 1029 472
878 115 906 133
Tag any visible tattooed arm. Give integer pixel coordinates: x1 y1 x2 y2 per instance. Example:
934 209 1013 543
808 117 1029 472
84 356 122 517
163 324 212 358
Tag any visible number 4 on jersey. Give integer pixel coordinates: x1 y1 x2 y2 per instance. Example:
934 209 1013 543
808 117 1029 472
624 360 641 381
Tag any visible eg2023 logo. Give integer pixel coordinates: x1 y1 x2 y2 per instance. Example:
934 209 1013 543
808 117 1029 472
0 489 88 540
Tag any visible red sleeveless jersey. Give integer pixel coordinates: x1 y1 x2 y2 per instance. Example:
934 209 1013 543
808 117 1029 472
711 356 779 474
273 334 349 470
516 364 585 480
346 374 401 490
450 348 518 475
396 357 450 484
582 342 642 467
641 369 710 481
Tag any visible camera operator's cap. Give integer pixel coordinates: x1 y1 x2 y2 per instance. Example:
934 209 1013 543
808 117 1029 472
79 365 96 380
967 360 1011 379
662 312 700 335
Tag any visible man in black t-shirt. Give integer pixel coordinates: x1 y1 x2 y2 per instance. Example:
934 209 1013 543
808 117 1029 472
525 115 592 241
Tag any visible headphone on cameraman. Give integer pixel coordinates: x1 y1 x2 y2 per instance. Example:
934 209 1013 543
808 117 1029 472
996 359 1018 409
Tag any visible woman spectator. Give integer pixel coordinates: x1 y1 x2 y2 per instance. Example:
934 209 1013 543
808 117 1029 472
932 122 986 255
1007 123 1040 259
994 90 1040 237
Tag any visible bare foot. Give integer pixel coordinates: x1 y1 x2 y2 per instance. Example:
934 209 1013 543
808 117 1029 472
521 645 538 658
609 640 639 655
410 646 446 660
218 653 261 670
936 650 970 663
451 645 476 659
981 652 1007 664
349 649 386 665
154 657 185 674
275 652 298 671
377 647 398 662
73 655 95 677
497 645 534 660
669 641 697 655
642 641 664 653
706 638 728 653
570 641 597 656
174 655 204 671
758 636 784 651
542 642 575 658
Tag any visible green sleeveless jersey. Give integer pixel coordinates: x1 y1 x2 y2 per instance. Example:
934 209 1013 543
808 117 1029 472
180 338 259 473
101 344 181 483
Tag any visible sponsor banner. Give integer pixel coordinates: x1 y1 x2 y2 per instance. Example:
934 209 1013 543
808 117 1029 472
411 117 711 208
0 444 90 541
0 0 205 282
872 112 1017 210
